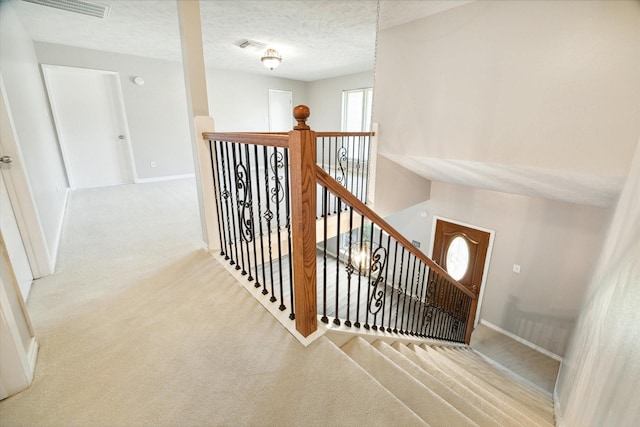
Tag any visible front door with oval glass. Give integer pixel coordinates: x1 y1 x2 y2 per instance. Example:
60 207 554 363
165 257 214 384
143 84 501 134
432 219 491 306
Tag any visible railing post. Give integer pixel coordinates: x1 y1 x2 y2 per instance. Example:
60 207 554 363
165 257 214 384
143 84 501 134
288 105 317 337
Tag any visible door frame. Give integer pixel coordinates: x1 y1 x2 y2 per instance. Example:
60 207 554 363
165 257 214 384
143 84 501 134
428 215 495 328
0 74 53 277
41 64 138 189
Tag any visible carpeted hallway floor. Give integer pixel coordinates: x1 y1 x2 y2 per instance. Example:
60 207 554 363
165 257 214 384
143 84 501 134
0 179 424 426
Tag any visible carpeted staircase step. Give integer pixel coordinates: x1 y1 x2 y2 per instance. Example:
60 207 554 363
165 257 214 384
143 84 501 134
411 344 554 426
435 346 553 416
341 337 477 427
390 342 522 426
371 341 502 427
446 346 553 404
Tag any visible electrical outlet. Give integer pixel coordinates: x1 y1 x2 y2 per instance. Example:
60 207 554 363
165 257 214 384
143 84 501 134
412 240 421 248
513 264 521 273
150 161 157 168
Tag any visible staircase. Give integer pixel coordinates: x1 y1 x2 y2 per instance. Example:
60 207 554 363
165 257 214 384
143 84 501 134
339 337 555 426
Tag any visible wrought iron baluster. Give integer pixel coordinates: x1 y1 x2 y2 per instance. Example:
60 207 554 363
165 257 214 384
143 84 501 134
224 141 240 267
208 140 226 256
366 228 387 331
321 186 329 324
253 145 266 290
380 233 391 330
415 263 429 336
213 140 231 258
244 144 260 285
411 262 426 335
393 246 406 334
231 143 249 276
344 207 354 327
283 148 294 318
218 140 233 261
387 240 399 333
345 212 364 328
369 226 384 330
271 147 285 309
354 213 364 328
262 147 276 300
363 219 373 329
402 255 417 334
236 144 254 281
333 197 342 326
399 250 414 334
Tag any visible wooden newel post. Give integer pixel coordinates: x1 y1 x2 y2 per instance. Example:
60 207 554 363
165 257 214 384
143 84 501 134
289 105 317 337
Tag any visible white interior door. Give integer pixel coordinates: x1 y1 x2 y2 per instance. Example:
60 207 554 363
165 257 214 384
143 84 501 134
0 172 33 302
268 90 293 132
43 65 134 189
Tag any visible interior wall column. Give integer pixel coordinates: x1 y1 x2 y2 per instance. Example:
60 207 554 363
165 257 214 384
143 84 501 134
177 0 211 245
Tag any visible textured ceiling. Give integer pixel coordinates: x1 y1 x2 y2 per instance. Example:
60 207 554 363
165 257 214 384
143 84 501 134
10 0 471 82
14 0 615 206
382 153 625 208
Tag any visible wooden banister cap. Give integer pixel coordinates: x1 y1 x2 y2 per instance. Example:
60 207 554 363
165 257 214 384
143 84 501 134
293 105 310 130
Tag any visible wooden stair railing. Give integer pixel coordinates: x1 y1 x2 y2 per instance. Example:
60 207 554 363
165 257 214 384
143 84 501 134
202 105 477 343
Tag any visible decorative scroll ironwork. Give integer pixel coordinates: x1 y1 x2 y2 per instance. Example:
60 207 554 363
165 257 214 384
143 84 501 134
367 246 387 315
235 163 254 243
269 151 285 203
336 146 347 183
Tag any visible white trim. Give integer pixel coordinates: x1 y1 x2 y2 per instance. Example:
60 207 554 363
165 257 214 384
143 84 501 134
429 215 495 328
50 188 70 266
26 337 39 377
0 74 53 277
480 319 563 362
41 65 136 189
554 389 566 427
211 251 327 346
135 173 195 184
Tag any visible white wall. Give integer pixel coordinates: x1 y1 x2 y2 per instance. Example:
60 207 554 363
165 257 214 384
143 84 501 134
307 71 373 131
34 42 193 180
385 183 610 357
206 68 308 132
555 140 640 426
0 4 68 272
375 0 640 176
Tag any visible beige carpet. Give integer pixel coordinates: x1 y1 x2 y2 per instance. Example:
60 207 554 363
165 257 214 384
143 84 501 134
0 179 424 426
470 323 560 393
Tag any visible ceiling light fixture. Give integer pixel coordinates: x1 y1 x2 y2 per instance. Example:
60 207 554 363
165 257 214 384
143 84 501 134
261 48 282 70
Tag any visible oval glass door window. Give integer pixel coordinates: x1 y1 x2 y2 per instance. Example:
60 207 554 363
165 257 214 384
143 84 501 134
446 236 470 280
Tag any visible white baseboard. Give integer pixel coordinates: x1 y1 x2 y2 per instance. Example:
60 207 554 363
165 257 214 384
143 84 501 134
136 173 195 183
554 390 566 427
479 319 563 362
27 337 39 382
51 187 70 272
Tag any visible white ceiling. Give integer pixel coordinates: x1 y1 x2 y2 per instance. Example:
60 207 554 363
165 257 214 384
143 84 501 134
10 0 472 82
10 0 622 207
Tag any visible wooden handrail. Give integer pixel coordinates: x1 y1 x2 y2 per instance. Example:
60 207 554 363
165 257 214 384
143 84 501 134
202 132 289 147
316 131 375 137
316 165 476 299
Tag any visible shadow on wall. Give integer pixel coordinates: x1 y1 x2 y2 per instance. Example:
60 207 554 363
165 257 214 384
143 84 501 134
503 295 574 357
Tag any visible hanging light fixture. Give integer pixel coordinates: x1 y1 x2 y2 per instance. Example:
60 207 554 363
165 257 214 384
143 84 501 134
261 48 282 70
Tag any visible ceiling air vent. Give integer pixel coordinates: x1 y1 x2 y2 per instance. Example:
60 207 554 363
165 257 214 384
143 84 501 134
234 39 266 51
22 0 111 19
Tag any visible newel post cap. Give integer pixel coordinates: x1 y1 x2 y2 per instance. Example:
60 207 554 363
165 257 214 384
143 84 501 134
293 105 310 130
